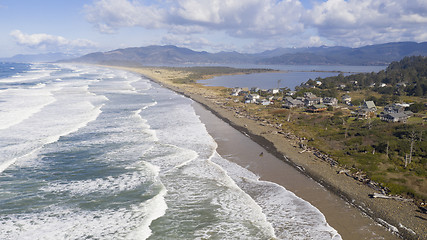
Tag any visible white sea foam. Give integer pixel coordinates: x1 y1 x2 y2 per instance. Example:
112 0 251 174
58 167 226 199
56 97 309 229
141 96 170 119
2 66 54 83
141 144 199 173
0 87 59 130
3 159 168 240
42 170 151 196
0 68 106 172
157 156 276 239
143 94 217 160
0 147 41 173
1 205 159 240
126 162 168 240
0 102 102 173
133 109 158 141
211 153 342 239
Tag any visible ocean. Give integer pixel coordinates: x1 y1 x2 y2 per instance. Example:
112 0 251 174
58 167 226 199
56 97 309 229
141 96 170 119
0 63 341 239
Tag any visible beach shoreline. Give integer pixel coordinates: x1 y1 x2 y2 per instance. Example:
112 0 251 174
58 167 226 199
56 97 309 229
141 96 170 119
193 102 401 240
110 65 425 240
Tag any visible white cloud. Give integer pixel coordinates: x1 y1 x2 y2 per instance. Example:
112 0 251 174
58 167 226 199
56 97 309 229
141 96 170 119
85 0 305 38
306 36 326 47
83 0 427 51
84 0 167 33
305 0 427 46
10 30 97 51
161 34 211 49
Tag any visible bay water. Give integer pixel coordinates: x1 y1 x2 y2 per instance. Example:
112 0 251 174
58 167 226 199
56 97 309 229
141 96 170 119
198 65 386 90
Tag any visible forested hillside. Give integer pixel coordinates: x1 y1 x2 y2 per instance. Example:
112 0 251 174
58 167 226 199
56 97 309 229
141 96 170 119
313 56 427 97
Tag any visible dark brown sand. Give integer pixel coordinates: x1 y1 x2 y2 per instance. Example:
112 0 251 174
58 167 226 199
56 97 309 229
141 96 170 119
193 102 401 240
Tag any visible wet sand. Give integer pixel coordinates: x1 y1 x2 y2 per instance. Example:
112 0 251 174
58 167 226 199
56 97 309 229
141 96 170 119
193 102 400 240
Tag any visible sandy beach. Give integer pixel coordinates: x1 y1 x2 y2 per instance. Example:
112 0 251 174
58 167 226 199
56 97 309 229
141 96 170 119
116 66 426 240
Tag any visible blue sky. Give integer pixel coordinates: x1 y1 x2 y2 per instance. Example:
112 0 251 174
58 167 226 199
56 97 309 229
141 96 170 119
1 0 426 57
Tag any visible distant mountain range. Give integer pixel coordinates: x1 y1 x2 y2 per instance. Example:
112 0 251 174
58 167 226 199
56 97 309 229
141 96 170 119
258 42 427 65
0 53 80 63
66 45 258 66
69 42 427 66
12 42 427 66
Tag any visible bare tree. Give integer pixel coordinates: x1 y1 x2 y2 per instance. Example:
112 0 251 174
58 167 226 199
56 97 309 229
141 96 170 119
409 130 417 165
287 109 292 122
404 154 409 168
341 118 348 139
404 130 417 168
367 114 372 130
386 141 389 158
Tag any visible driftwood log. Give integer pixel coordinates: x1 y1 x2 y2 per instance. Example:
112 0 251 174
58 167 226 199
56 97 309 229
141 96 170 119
369 193 413 202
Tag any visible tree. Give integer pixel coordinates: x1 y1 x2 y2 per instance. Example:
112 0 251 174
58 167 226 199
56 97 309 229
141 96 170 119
409 102 425 113
414 83 423 96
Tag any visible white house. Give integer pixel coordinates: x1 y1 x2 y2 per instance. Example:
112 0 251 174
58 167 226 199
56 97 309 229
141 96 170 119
245 94 260 103
323 97 338 106
231 87 242 96
286 91 296 96
251 87 260 93
260 99 272 105
341 95 351 104
268 89 280 94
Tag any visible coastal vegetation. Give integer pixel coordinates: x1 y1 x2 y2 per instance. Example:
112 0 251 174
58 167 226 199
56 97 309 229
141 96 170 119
311 56 427 97
167 66 276 84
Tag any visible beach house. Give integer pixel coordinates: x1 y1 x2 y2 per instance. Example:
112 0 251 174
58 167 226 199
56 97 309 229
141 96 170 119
283 97 304 109
323 97 338 106
384 103 405 114
354 100 377 119
303 92 323 106
341 95 351 105
380 112 410 123
244 94 260 104
231 87 242 96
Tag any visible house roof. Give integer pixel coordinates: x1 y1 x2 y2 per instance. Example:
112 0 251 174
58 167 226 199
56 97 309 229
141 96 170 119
323 97 337 102
285 97 303 105
311 104 327 109
386 112 408 119
364 101 376 109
